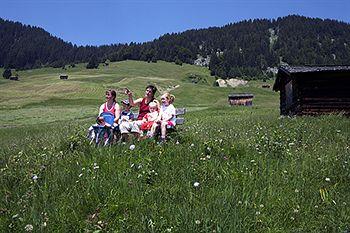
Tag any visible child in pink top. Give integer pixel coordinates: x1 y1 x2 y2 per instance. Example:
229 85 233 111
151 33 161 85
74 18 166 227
140 100 159 132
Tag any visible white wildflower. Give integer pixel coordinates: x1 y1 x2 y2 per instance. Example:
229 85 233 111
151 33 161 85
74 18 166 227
325 177 331 182
195 220 201 224
129 144 135 150
24 224 33 232
32 175 38 181
78 173 83 178
193 182 200 187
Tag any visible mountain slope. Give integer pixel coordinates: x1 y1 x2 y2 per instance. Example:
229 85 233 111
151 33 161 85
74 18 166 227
1 15 350 78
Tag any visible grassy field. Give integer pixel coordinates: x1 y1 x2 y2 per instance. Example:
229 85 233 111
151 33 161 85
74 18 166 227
0 61 349 232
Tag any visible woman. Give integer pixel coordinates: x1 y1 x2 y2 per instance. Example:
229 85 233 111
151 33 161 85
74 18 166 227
88 89 121 144
98 89 121 123
124 85 157 138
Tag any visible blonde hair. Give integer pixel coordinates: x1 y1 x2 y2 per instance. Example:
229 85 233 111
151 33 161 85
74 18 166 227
149 100 160 109
162 92 175 104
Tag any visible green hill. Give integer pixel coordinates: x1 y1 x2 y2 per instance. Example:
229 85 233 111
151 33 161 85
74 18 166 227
0 60 277 127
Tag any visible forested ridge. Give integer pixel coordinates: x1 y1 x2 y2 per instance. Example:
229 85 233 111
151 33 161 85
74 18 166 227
1 15 350 78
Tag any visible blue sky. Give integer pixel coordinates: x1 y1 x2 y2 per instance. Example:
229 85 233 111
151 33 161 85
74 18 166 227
1 0 350 46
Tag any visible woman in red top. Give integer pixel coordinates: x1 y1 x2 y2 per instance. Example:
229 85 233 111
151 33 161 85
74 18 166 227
126 85 157 138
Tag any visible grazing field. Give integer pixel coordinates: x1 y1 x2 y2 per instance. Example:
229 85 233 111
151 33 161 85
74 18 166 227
0 61 349 232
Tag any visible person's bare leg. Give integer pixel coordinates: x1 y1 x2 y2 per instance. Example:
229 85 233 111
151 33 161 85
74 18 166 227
161 121 167 139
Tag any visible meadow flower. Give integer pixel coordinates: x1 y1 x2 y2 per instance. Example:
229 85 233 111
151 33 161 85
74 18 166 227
195 220 201 224
325 177 331 182
193 182 200 187
93 163 99 170
32 175 38 181
129 144 135 150
78 173 83 178
190 143 195 147
24 224 33 231
176 141 180 144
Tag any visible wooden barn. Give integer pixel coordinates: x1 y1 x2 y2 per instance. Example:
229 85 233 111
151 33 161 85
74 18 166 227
273 66 350 116
60 74 68 80
9 76 19 81
228 93 254 106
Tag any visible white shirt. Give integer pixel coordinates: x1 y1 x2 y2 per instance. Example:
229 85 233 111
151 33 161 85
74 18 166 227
160 104 176 125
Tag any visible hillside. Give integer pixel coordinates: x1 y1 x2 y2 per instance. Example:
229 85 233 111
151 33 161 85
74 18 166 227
1 15 350 78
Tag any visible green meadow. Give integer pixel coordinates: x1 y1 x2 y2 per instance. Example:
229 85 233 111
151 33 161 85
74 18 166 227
0 61 349 232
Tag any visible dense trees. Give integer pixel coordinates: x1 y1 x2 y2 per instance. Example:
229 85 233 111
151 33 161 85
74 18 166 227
1 15 350 79
86 55 99 69
2 68 11 79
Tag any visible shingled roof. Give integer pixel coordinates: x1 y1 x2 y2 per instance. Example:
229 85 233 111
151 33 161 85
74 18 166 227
279 65 350 75
273 65 350 91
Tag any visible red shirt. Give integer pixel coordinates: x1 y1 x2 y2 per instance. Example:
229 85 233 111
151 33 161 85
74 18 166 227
138 97 154 120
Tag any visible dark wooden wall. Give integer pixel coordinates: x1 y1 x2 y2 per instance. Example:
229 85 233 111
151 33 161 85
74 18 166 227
292 73 350 115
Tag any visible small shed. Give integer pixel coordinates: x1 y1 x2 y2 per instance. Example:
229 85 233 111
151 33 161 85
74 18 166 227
60 74 68 80
273 66 350 116
9 76 19 81
228 93 254 106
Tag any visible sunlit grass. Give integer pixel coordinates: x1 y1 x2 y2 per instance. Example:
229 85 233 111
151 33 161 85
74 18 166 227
1 61 348 232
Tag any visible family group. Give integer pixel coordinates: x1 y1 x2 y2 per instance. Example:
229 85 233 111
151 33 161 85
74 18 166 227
88 85 176 145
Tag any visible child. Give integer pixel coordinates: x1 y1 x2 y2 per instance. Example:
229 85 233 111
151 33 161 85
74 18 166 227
140 100 160 137
151 93 176 142
119 99 135 142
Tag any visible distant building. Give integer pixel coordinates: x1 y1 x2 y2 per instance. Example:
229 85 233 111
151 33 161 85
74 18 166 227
228 93 254 106
273 66 350 116
60 74 68 79
9 76 19 81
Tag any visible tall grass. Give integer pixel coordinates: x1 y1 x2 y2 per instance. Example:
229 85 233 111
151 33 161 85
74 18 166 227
1 107 349 232
1 61 349 232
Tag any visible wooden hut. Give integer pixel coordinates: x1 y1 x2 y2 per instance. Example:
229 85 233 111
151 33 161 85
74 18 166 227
9 76 19 81
228 93 254 106
273 66 350 116
60 74 68 80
